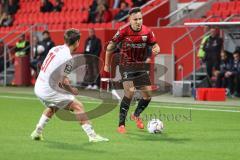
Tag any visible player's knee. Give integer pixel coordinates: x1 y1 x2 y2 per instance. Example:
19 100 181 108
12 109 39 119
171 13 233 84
143 96 151 101
125 91 134 99
71 103 84 113
45 107 57 118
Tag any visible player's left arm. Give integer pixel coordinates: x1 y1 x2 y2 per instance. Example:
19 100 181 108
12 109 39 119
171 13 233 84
146 30 160 63
58 60 79 95
152 43 160 56
59 76 79 95
149 30 160 55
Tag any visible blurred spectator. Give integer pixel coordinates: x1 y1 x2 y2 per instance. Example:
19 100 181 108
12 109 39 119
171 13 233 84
15 34 30 57
1 0 8 13
132 0 147 7
84 28 102 89
30 36 44 74
0 38 9 73
215 51 233 94
88 0 108 23
95 4 112 23
0 39 5 72
235 46 240 53
230 51 240 96
0 1 18 27
0 38 11 72
0 11 7 25
40 0 54 13
197 27 210 61
0 12 13 27
38 30 55 63
0 2 3 12
114 1 129 22
7 0 19 15
203 28 223 78
53 0 64 12
88 0 98 23
0 4 3 23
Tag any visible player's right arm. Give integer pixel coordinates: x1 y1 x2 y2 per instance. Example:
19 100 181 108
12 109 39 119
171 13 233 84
104 41 117 72
104 29 125 73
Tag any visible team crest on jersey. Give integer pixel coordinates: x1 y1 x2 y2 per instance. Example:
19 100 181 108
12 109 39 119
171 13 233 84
113 31 120 39
64 61 73 74
142 36 147 42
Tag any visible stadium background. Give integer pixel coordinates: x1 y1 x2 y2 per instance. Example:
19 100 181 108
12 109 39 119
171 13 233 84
0 0 210 85
0 1 240 160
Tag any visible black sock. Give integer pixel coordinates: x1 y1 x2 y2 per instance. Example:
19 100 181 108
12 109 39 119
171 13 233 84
119 96 131 126
134 98 151 117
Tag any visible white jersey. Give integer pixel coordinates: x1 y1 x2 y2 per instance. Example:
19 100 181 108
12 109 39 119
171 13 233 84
34 44 74 105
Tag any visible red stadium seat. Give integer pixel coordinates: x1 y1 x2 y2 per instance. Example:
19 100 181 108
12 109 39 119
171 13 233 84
125 0 133 7
82 0 93 10
221 10 230 19
7 0 144 30
78 23 88 29
106 22 113 28
87 23 94 28
81 11 89 23
228 2 236 11
110 9 120 18
207 17 222 22
211 3 220 11
94 23 101 28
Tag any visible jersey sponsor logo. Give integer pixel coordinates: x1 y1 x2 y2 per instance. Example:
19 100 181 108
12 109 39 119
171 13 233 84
142 36 148 42
126 43 146 48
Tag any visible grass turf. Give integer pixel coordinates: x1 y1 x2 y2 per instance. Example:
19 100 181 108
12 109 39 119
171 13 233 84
0 89 240 160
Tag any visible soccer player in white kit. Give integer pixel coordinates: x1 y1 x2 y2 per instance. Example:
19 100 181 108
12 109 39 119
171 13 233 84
31 28 109 142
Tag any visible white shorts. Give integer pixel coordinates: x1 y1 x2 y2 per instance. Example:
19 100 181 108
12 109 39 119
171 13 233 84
38 94 74 109
34 79 75 109
35 89 75 109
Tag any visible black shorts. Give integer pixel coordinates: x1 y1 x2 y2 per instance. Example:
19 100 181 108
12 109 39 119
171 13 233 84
119 65 151 88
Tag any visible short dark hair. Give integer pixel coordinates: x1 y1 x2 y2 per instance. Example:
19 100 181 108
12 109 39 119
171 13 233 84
20 34 25 38
64 28 81 46
235 46 240 53
234 50 240 55
128 7 141 15
42 30 50 35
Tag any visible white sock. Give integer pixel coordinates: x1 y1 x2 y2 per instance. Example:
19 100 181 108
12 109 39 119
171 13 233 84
82 124 96 137
36 114 50 134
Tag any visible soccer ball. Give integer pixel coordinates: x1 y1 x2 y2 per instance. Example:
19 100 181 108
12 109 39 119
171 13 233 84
147 119 164 134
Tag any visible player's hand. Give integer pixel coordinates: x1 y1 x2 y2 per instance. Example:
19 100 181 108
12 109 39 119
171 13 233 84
59 82 79 95
152 44 160 55
145 58 151 63
71 87 79 95
104 64 110 73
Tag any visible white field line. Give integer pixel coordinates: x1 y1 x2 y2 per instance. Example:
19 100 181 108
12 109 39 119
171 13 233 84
1 90 240 107
0 95 240 113
1 91 240 109
0 91 100 101
150 105 240 113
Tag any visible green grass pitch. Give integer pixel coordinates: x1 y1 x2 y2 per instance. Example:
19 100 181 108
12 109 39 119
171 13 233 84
0 87 240 160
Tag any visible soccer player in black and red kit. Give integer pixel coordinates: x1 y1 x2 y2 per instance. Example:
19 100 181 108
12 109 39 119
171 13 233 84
104 7 160 134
